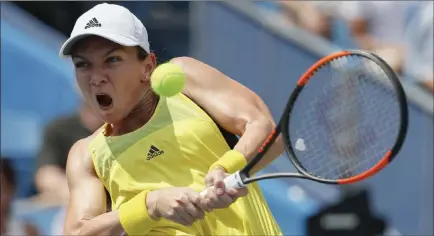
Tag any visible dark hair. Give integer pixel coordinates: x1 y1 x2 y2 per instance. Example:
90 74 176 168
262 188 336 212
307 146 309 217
0 158 15 189
136 46 149 61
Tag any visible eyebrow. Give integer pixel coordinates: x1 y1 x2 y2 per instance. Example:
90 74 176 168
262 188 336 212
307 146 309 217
72 46 125 60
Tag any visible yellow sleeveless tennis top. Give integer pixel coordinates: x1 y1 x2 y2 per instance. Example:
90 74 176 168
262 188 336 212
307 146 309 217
89 93 282 235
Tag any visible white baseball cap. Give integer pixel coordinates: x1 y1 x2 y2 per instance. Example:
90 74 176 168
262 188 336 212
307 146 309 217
59 3 150 57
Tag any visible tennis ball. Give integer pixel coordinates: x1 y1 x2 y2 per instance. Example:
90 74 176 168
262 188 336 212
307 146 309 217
151 63 186 97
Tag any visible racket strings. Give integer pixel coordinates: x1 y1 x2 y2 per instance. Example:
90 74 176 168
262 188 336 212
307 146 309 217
289 55 401 180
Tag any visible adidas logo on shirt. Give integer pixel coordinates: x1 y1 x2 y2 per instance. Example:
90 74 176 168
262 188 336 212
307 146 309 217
147 145 164 160
85 17 102 29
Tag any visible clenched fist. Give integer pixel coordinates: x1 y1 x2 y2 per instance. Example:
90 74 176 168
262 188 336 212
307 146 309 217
200 167 248 210
147 187 206 226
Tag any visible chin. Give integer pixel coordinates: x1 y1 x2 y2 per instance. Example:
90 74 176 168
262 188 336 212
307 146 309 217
96 109 118 124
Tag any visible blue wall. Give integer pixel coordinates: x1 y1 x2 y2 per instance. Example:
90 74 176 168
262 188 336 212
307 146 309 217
191 2 433 235
1 21 79 158
1 3 80 198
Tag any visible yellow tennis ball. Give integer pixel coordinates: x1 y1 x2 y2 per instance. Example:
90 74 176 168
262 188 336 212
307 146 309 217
151 63 186 97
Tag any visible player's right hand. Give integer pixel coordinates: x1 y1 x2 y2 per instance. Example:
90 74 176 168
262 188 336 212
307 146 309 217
147 187 206 226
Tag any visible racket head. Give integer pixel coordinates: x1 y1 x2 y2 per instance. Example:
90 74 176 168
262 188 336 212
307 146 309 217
280 50 408 185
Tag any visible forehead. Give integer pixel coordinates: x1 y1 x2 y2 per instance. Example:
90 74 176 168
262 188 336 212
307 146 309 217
71 36 126 56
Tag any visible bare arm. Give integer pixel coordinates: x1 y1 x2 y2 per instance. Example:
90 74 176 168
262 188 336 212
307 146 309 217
64 138 124 236
172 57 285 174
64 136 204 235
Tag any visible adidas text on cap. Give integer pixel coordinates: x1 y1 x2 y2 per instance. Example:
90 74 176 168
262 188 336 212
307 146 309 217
59 3 150 57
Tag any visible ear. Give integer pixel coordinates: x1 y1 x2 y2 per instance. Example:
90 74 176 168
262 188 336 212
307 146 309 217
142 52 157 79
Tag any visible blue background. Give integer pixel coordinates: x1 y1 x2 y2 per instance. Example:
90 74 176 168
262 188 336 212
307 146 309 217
1 2 432 235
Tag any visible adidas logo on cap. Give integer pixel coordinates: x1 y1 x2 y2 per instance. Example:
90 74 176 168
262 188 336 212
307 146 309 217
85 17 102 29
60 3 151 57
147 145 164 160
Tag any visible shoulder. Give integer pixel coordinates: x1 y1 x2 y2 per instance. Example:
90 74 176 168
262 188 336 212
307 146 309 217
170 57 233 91
170 56 224 80
69 127 102 154
172 57 238 105
170 56 206 68
170 57 262 104
66 129 102 174
65 130 107 190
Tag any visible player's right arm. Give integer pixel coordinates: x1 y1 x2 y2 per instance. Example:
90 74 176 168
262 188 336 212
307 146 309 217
63 138 124 235
64 137 207 235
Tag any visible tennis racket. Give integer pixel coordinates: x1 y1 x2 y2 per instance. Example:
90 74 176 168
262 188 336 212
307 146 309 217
201 50 408 195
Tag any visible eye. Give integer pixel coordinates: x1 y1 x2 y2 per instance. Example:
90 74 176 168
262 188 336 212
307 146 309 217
106 56 121 64
74 61 89 68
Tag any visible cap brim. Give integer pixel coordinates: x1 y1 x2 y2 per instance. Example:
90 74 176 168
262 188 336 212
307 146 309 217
59 30 139 58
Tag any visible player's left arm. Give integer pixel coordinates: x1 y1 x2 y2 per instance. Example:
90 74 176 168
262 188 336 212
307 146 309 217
171 57 285 174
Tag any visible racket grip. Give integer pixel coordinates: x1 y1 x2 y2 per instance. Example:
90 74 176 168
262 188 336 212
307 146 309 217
199 171 246 197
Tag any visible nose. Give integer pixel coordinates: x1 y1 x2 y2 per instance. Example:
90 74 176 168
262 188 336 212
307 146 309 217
90 70 108 86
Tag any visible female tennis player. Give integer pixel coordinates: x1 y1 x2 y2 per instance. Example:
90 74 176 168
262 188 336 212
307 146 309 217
61 3 284 235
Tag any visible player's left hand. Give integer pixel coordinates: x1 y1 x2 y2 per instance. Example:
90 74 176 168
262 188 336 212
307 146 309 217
200 167 248 211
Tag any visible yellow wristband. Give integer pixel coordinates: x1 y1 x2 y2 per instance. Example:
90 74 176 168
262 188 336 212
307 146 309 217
209 150 247 174
118 191 158 235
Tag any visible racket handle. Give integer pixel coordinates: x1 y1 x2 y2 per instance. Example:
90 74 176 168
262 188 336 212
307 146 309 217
199 171 246 197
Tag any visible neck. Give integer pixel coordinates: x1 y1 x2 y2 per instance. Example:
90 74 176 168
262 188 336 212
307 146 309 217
107 90 159 136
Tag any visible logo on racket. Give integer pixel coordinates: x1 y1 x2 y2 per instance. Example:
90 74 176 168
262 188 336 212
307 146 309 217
295 138 306 151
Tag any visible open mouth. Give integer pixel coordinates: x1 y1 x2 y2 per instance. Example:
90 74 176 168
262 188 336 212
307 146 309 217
96 93 113 109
